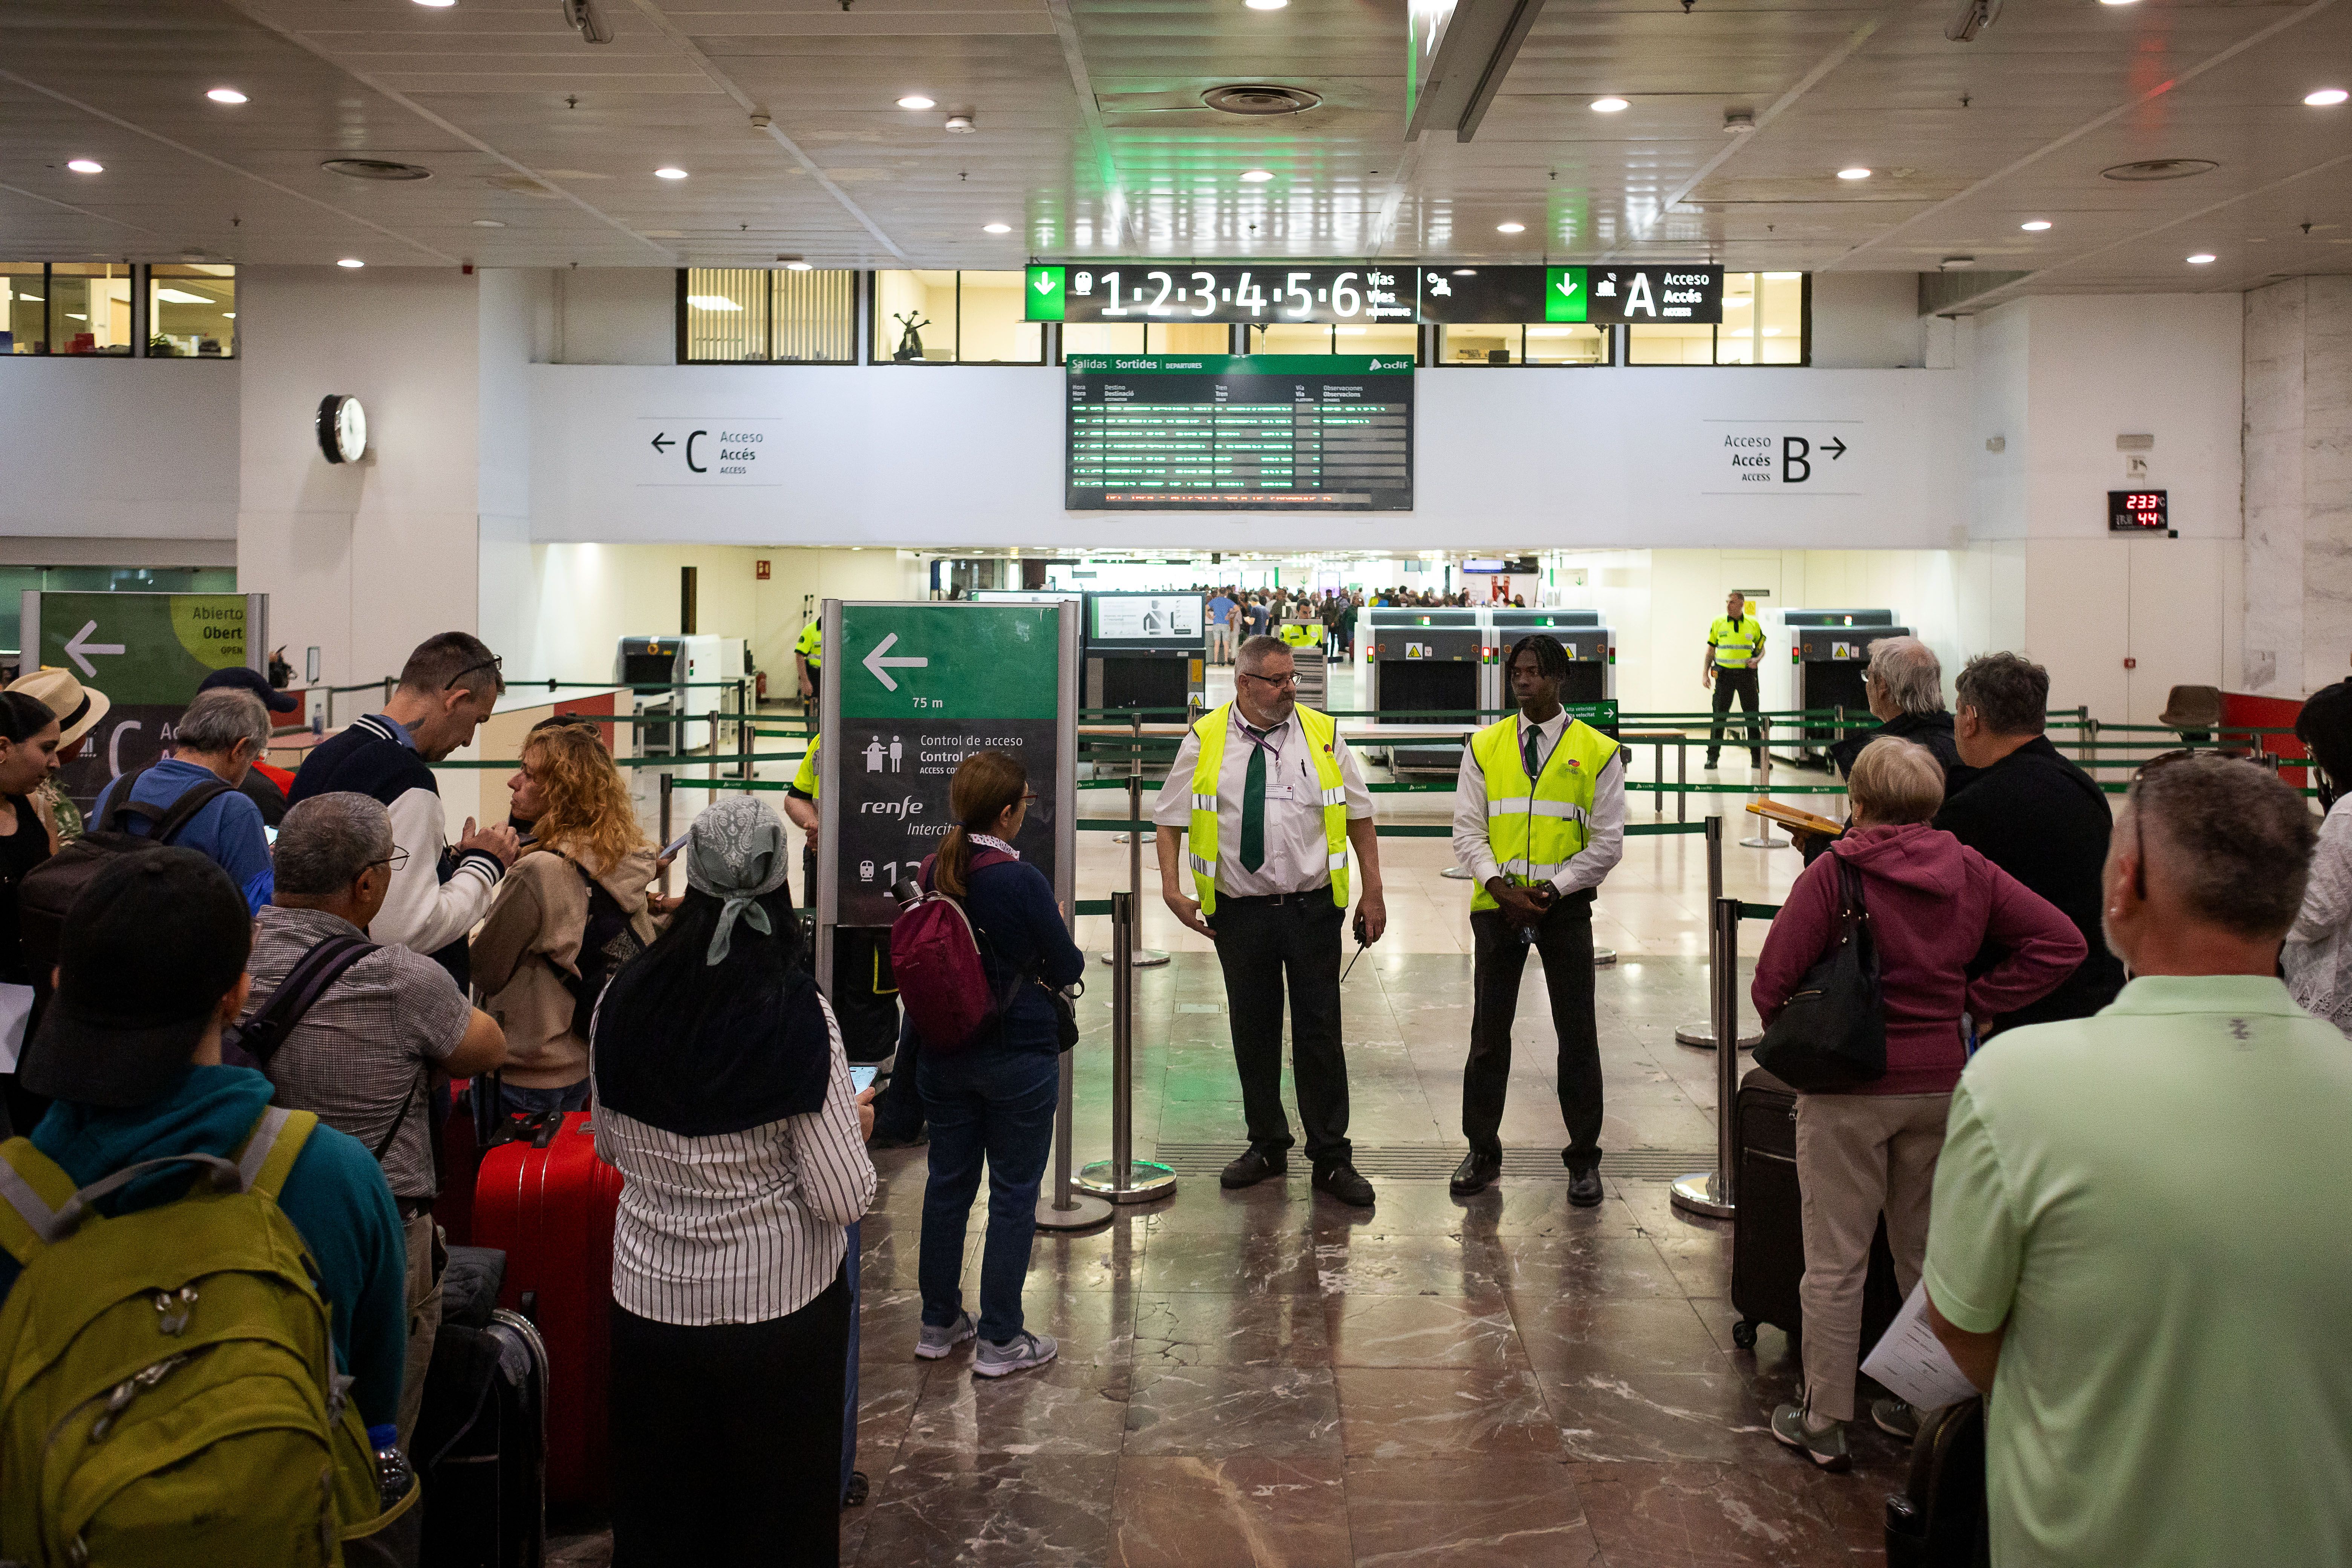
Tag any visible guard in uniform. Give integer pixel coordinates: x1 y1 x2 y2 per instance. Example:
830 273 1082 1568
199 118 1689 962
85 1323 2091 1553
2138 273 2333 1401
1449 635 1625 1206
794 616 824 703
1153 634 1385 1207
1704 590 1767 770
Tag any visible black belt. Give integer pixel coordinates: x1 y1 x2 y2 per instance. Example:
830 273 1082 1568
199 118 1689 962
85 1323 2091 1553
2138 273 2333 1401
1217 888 1332 908
397 1198 435 1222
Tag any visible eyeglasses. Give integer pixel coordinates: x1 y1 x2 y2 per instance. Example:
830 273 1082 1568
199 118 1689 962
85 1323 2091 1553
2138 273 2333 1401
1022 792 1038 803
446 654 505 694
2128 748 2197 901
1238 670 1298 690
369 848 412 874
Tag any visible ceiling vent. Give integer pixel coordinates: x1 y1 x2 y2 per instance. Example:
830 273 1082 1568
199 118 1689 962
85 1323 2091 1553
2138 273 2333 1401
2101 159 2217 182
1202 84 1322 116
322 158 433 181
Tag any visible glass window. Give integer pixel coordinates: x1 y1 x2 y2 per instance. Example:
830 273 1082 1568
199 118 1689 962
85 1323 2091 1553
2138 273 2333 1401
3 265 41 355
1336 324 1418 357
872 271 1044 364
679 268 854 363
1625 320 1715 365
1436 323 1609 365
1246 322 1417 357
1627 272 1808 365
48 264 133 355
145 264 236 357
1059 322 1234 358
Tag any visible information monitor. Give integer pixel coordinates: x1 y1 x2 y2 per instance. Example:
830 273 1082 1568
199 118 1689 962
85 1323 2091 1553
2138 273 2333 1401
1066 353 1412 511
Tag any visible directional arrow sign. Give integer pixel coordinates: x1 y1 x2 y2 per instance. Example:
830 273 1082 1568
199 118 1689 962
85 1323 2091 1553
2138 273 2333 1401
650 432 674 453
63 620 125 679
1822 438 1848 461
860 631 929 692
1544 266 1590 323
1024 265 1067 321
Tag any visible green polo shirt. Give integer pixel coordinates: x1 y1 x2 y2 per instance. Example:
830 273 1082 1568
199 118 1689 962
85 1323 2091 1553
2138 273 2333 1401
1925 975 2352 1568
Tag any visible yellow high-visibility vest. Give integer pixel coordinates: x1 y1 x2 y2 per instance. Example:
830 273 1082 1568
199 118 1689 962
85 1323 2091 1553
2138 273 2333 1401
795 618 824 669
1185 703 1349 917
1467 716 1618 913
1709 615 1764 669
793 735 820 798
1278 621 1320 649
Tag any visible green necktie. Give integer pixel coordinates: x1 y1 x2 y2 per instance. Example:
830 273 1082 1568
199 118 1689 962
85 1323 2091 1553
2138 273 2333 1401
1239 733 1267 872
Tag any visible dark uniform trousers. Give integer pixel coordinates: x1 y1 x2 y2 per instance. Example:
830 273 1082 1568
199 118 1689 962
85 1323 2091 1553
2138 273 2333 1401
1463 892 1603 1172
1210 891 1352 1167
1707 668 1763 766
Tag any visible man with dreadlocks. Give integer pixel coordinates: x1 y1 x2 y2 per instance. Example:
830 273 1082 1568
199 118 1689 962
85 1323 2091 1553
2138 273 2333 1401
1449 633 1624 1207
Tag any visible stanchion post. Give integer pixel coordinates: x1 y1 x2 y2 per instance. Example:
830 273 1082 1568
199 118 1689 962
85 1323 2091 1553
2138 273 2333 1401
1674 817 1754 1052
1036 1047 1113 1230
1669 895 1741 1220
738 678 752 784
658 773 674 895
1740 719 1788 849
1677 737 1687 824
1078 891 1177 1202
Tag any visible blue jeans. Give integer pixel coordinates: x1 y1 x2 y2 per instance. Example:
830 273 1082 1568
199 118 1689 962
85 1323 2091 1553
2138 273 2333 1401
916 1046 1059 1344
498 1078 591 1118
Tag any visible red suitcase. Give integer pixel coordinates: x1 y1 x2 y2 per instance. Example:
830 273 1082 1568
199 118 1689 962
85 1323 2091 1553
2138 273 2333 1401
471 1108 623 1514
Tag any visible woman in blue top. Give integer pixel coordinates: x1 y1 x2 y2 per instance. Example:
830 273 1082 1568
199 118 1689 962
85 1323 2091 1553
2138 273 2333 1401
914 749 1086 1377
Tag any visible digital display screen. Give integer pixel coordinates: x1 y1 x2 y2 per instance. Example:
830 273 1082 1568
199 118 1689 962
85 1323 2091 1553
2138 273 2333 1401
1089 593 1204 642
1066 354 1412 511
1029 264 1413 325
2109 490 2168 532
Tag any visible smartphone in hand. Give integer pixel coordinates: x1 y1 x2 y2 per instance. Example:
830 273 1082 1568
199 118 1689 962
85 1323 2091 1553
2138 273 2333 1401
849 1064 879 1095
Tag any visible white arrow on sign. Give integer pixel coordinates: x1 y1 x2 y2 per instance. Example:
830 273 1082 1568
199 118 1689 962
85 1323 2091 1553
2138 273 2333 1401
860 632 928 692
63 620 124 679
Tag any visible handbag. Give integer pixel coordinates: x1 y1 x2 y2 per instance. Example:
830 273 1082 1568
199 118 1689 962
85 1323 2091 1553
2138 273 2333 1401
1037 977 1082 1053
1753 858 1888 1091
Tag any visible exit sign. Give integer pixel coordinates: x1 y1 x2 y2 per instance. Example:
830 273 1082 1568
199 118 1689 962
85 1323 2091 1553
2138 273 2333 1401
2109 490 2168 532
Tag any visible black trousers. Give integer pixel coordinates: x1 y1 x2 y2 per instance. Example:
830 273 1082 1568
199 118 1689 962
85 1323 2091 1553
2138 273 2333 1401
1210 893 1352 1165
609 1272 850 1568
871 1010 926 1139
1707 668 1762 765
1464 901 1604 1171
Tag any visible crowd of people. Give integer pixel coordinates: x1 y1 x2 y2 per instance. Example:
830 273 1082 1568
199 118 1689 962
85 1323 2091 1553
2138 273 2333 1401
0 624 2345 1568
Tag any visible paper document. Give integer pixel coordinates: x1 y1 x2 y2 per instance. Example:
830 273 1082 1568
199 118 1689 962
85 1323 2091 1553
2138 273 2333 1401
0 982 34 1074
1861 1281 1983 1412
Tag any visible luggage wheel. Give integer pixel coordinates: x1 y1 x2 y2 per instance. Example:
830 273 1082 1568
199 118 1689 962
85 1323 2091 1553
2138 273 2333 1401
844 1470 869 1508
1731 1318 1758 1350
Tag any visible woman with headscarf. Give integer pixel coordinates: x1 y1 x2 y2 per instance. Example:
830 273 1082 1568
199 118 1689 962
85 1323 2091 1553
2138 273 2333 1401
2287 680 2352 1037
590 795 877 1568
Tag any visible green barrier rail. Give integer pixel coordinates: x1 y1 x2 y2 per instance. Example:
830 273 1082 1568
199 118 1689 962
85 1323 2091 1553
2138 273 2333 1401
1739 902 1785 920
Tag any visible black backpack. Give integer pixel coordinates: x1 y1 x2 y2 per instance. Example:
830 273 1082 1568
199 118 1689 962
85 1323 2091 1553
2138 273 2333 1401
548 858 643 1041
19 768 237 975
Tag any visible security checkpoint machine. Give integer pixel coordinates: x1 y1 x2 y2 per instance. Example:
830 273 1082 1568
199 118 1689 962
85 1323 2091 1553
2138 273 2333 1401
1758 608 1909 765
1484 608 1614 711
616 634 747 756
1083 592 1206 779
1363 606 1486 775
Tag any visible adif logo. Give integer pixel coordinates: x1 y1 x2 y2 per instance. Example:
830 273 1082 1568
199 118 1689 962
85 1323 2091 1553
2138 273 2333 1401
861 796 926 818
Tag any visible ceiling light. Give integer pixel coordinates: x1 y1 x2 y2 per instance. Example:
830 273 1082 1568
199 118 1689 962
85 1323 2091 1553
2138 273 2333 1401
64 312 87 322
413 0 456 7
1497 222 1525 233
471 219 506 228
207 88 248 104
222 312 234 318
686 294 742 310
1837 166 1871 180
944 113 976 134
1452 268 1476 275
897 95 935 109
1245 0 1290 10
2187 253 2216 264
66 159 103 174
2307 88 2350 106
337 258 365 268
1590 96 1629 113
1240 168 1274 182
2098 0 2138 6
2021 219 2053 231
784 260 813 271
1763 271 1802 279
654 167 688 179
983 222 1011 233
154 288 212 304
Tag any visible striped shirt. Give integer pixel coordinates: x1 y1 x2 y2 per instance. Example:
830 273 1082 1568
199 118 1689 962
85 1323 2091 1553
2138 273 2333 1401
591 996 877 1326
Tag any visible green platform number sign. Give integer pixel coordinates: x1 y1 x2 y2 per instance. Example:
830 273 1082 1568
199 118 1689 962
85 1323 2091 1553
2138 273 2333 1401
25 591 264 809
1026 265 1067 322
1545 267 1590 323
827 602 1068 927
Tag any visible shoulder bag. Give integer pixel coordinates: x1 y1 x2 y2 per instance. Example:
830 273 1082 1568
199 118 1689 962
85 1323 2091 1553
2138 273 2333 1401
1753 858 1888 1092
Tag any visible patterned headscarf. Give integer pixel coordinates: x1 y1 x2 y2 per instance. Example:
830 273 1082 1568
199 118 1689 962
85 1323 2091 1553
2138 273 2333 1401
682 796 792 965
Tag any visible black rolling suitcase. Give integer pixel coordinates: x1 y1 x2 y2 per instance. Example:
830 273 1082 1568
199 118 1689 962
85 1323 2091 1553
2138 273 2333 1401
415 1247 550 1568
1885 1398 1991 1567
1729 1066 1902 1351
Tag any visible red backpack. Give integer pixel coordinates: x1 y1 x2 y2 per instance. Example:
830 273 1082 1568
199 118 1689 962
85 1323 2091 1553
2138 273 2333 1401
888 848 1020 1053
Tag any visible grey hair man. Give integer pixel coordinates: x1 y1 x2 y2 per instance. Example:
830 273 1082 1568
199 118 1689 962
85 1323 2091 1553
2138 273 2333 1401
1828 637 1963 780
91 688 279 912
1925 755 2351 1568
249 790 507 1447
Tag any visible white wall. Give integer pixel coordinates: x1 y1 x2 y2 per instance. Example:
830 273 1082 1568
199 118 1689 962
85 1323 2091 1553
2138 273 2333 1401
2242 276 2352 696
547 269 673 366
1810 273 1924 369
0 358 240 541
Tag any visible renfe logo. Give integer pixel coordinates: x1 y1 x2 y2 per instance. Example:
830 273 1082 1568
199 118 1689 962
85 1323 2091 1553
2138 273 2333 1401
861 796 926 818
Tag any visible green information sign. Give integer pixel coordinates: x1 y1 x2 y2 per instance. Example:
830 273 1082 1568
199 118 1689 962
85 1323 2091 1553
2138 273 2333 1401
1025 265 1066 322
1544 267 1590 323
1064 354 1412 377
835 604 1060 722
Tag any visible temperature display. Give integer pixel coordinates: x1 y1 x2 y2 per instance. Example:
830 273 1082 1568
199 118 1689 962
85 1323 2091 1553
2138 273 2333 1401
2109 490 2168 531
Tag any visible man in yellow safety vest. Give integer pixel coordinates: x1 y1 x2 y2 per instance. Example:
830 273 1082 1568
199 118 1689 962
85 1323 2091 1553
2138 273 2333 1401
794 616 824 703
1449 634 1625 1206
1152 634 1386 1207
1704 590 1767 770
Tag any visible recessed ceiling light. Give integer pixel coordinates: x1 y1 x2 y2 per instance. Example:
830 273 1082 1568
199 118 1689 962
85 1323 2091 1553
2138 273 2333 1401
2098 0 2137 6
897 95 935 109
471 219 506 228
784 260 813 271
1240 168 1274 182
207 88 248 104
1497 222 1525 233
1837 166 1871 180
66 159 103 174
983 222 1011 233
2021 219 2052 231
2187 253 2217 264
337 257 365 268
413 0 456 8
2307 88 2350 106
1590 96 1629 113
1245 0 1289 10
654 167 688 180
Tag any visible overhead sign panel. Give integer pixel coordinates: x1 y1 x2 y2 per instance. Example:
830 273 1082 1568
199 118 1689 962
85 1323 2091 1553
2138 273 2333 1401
1416 265 1723 324
1026 264 1413 325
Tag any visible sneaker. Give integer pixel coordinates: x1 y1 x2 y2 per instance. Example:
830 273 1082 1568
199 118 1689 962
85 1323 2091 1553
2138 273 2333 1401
1871 1396 1921 1442
915 1312 976 1361
1769 1403 1851 1472
973 1331 1058 1379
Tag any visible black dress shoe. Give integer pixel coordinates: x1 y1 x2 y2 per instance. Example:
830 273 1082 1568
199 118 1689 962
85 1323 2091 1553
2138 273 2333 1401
1220 1147 1289 1190
1449 1151 1502 1197
1312 1160 1376 1208
1567 1166 1604 1208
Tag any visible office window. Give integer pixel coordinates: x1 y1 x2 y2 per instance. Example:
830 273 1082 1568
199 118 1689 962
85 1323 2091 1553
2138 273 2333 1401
2 263 133 355
1626 271 1808 365
871 270 1044 364
2 265 39 355
1436 323 1609 365
678 268 855 363
1060 322 1230 357
146 264 236 357
1244 323 1421 358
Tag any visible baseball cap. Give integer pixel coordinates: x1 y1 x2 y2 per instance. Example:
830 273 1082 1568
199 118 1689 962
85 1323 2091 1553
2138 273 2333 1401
21 849 253 1109
198 663 302 716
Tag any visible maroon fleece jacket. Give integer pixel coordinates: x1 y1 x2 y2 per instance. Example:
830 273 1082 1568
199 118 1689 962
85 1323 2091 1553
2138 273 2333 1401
1751 822 2086 1096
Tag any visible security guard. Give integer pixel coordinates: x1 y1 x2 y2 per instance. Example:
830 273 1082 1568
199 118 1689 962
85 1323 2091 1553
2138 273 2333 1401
1703 590 1767 770
1449 635 1624 1206
1153 633 1385 1207
794 616 824 703
1278 617 1320 651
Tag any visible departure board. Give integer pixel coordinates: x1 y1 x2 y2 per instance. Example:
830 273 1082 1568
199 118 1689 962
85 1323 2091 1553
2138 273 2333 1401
1066 354 1413 511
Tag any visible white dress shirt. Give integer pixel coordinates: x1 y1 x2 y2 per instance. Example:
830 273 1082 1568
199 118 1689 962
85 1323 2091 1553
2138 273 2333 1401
1152 704 1374 898
1452 711 1626 897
